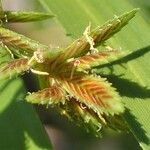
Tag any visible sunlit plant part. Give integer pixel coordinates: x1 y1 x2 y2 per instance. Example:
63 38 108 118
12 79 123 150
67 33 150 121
0 8 139 134
0 11 55 23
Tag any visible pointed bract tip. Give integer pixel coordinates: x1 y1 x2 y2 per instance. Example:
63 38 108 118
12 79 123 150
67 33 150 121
44 13 56 18
130 8 140 14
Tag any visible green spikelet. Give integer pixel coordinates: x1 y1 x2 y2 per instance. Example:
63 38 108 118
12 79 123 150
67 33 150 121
0 11 55 23
53 9 139 63
57 99 104 137
91 9 139 46
56 99 128 136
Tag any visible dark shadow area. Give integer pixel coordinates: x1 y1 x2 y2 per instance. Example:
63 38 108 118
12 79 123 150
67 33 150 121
36 105 142 150
0 87 26 150
22 72 39 93
96 45 150 69
119 133 142 150
0 79 51 150
124 109 150 145
0 74 38 94
0 73 39 94
101 74 150 98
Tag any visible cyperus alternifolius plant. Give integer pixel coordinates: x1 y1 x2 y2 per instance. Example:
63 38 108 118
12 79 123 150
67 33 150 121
0 8 140 135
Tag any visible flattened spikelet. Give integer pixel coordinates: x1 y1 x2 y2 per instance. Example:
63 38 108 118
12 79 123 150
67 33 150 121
0 58 29 80
53 9 138 63
0 11 54 23
72 50 128 71
0 27 48 57
60 74 124 116
26 85 66 105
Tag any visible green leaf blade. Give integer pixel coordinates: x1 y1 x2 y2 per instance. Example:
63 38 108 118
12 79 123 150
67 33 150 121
0 78 53 150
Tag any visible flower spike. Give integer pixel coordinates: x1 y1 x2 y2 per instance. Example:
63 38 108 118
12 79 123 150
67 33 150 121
0 9 140 134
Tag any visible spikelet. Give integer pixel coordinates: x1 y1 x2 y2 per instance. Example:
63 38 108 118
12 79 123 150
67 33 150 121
0 27 64 62
65 50 129 72
0 58 29 80
60 73 124 117
26 85 66 105
0 27 48 57
57 99 104 137
0 11 54 23
53 9 138 63
57 99 128 135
